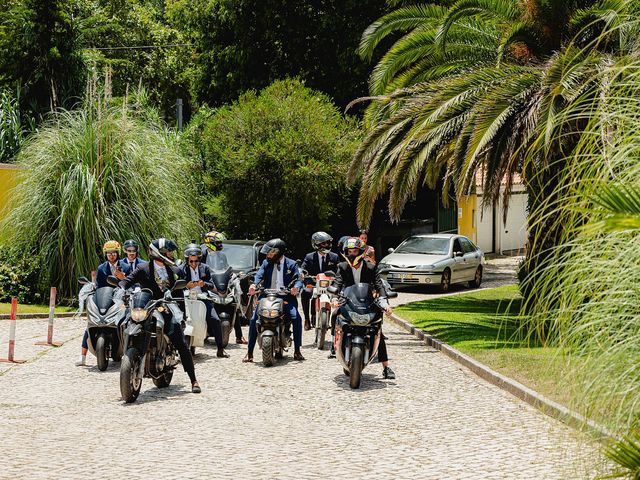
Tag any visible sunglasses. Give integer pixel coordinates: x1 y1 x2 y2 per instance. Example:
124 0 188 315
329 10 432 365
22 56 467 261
188 259 200 265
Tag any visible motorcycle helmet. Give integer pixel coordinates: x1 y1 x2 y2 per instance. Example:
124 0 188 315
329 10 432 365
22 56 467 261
337 235 349 253
260 238 286 263
343 237 366 267
123 239 139 252
148 238 178 266
311 231 333 253
102 240 122 256
184 243 202 259
203 230 227 251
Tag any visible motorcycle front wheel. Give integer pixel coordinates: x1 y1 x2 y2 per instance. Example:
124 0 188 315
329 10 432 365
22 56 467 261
262 336 274 367
317 308 329 351
96 334 109 371
120 347 142 403
221 320 231 348
152 366 173 388
349 344 364 389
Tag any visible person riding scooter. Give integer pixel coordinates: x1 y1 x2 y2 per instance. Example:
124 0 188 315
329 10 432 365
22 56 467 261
244 238 304 362
180 243 229 358
75 240 126 366
119 238 202 393
331 237 395 380
201 230 248 345
300 231 340 331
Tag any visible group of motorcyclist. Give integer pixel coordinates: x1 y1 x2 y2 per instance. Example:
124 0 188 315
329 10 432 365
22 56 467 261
75 229 396 394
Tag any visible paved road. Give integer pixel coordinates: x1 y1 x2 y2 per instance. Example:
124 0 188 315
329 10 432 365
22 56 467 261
392 256 521 307
0 305 608 479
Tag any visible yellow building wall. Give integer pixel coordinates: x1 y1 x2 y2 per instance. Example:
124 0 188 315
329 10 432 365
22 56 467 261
457 194 477 243
0 164 23 222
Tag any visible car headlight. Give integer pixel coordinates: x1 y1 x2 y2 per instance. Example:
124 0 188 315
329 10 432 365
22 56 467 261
131 308 147 322
415 265 435 271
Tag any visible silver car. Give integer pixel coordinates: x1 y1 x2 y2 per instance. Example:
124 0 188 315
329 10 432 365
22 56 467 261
378 234 484 292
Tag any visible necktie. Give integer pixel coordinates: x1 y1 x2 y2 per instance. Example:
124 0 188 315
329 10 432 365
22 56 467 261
318 254 323 272
271 263 279 288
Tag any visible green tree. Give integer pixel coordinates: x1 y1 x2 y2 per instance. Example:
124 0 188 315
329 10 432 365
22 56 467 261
166 0 388 109
195 79 361 256
2 88 200 299
0 0 86 117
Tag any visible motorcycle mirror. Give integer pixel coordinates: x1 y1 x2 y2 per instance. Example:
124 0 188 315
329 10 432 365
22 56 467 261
107 275 119 287
324 271 336 277
173 279 188 291
78 276 90 285
327 285 339 294
386 290 398 299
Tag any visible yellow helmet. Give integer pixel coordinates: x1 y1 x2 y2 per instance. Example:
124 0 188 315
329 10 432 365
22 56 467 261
102 240 122 255
203 231 227 251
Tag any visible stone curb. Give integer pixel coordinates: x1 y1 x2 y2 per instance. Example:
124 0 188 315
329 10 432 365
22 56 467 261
388 312 614 440
0 312 81 320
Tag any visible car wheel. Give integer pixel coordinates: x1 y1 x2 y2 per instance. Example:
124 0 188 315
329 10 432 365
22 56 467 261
440 268 451 293
469 266 482 288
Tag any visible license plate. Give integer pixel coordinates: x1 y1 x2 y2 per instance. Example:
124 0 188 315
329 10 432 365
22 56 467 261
388 272 412 280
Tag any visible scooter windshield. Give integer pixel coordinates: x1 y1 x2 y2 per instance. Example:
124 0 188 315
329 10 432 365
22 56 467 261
205 251 230 271
94 287 115 311
343 283 374 313
131 289 154 309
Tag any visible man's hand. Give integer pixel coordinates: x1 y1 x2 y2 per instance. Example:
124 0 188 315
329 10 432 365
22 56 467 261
248 284 256 295
114 269 126 280
187 281 196 289
196 280 205 287
384 306 393 316
291 287 299 296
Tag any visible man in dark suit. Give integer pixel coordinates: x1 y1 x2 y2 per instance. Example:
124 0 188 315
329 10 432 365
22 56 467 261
300 231 340 331
119 238 201 393
244 238 304 362
332 237 395 379
96 240 126 288
180 243 229 358
119 239 148 275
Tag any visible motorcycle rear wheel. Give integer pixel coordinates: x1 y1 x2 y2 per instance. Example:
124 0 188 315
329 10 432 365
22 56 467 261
120 347 142 403
349 345 364 389
262 336 274 367
96 334 109 371
152 367 173 388
317 308 328 350
221 320 231 348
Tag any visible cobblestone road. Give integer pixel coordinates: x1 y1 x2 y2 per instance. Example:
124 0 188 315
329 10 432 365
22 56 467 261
0 310 608 479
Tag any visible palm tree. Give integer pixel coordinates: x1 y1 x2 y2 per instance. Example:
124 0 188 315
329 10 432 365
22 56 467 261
352 0 634 227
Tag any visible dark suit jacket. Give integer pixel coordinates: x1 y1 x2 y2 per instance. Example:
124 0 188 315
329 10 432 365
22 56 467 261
180 263 214 292
333 260 384 293
254 257 303 290
96 261 121 288
119 261 182 299
300 251 340 276
119 258 148 276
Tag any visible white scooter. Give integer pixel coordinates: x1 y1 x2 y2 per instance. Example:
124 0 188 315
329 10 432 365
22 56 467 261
183 289 211 355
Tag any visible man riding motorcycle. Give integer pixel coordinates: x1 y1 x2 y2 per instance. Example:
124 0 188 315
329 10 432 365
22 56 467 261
331 237 395 379
75 240 126 366
119 238 201 393
180 243 229 358
244 238 304 362
201 230 248 345
300 231 340 331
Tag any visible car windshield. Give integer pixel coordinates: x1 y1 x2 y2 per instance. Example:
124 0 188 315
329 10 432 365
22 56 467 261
220 243 255 271
395 237 449 255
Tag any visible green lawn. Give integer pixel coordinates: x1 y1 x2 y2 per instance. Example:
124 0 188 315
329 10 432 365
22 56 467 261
395 285 572 407
0 303 75 314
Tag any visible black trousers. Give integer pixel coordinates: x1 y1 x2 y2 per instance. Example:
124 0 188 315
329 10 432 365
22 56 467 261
301 288 316 323
204 300 224 350
163 311 196 384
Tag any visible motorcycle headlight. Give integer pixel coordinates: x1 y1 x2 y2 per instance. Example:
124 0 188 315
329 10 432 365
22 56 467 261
261 308 280 318
131 308 147 323
318 280 330 288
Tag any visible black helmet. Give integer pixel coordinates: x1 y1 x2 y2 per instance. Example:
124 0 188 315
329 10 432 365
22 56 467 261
149 238 178 266
260 238 286 256
183 243 202 259
123 239 138 252
311 231 332 251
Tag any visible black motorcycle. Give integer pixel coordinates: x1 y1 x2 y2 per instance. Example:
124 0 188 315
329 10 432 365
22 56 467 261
205 252 240 347
111 277 187 403
328 282 396 389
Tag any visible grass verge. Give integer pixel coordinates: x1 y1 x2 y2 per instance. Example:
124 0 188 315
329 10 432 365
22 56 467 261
0 302 75 314
395 285 572 407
